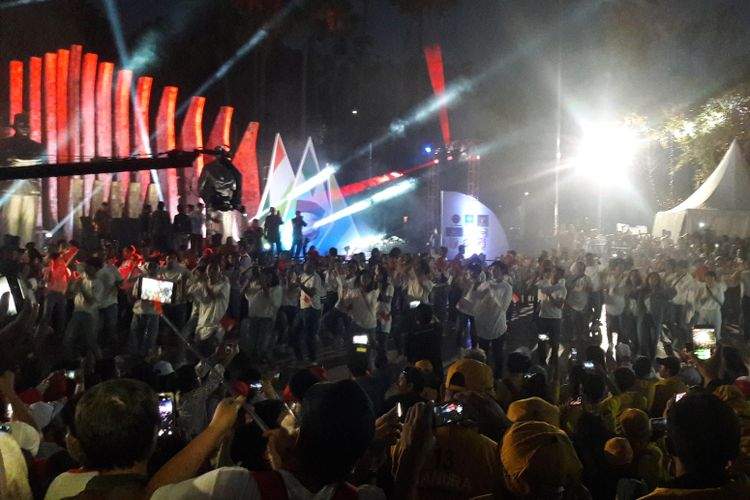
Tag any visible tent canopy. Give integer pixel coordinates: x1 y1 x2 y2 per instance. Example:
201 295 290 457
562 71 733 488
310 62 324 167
653 139 750 239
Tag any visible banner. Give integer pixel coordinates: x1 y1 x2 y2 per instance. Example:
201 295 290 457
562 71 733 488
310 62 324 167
440 191 508 260
257 133 295 217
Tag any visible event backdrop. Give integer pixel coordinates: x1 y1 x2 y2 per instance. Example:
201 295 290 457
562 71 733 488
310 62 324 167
440 190 508 260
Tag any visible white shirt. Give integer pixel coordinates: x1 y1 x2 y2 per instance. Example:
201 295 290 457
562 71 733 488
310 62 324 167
245 283 282 319
342 287 379 329
585 263 605 292
152 467 385 500
695 281 727 313
405 271 434 305
473 279 513 340
604 274 627 317
666 272 694 306
188 277 231 340
159 263 191 304
71 276 100 315
537 279 567 319
44 470 98 500
96 264 122 309
300 272 322 310
565 274 591 312
376 283 395 333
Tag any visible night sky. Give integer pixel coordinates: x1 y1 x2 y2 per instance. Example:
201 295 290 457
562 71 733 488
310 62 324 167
3 0 750 239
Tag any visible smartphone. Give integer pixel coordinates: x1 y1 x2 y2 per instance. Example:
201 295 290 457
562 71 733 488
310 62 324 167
691 326 717 361
433 401 465 427
157 392 175 437
64 370 77 379
569 396 582 407
650 417 668 431
6 402 12 419
409 300 421 309
538 333 550 342
396 402 403 421
352 334 369 346
248 382 263 391
140 277 175 304
675 392 686 403
0 276 23 316
583 361 595 370
0 423 11 434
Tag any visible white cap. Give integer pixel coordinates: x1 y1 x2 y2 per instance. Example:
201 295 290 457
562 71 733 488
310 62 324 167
153 361 175 377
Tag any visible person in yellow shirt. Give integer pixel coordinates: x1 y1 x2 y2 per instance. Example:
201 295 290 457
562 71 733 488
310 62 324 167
614 367 649 413
394 359 501 500
632 356 657 411
651 357 687 417
640 393 750 499
619 408 665 492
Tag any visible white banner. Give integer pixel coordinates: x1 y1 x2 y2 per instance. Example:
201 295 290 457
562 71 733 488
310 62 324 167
440 191 508 260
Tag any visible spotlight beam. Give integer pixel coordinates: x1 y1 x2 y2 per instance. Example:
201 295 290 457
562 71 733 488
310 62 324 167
0 0 51 9
174 0 305 120
337 1 599 168
104 0 164 201
47 183 105 236
312 180 416 229
253 165 335 220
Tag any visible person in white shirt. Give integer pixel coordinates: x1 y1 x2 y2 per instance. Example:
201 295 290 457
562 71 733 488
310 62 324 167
585 253 605 325
472 261 514 377
404 259 434 305
341 269 379 338
278 264 301 353
565 261 592 342
603 259 627 349
294 259 323 362
455 264 482 350
241 267 282 360
63 258 102 361
536 267 567 377
159 252 192 331
665 259 694 346
692 270 726 340
128 260 161 358
186 262 231 352
375 266 395 364
321 260 355 342
96 256 123 351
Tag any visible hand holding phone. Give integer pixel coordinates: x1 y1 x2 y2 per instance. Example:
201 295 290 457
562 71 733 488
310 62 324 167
433 401 465 427
157 392 176 437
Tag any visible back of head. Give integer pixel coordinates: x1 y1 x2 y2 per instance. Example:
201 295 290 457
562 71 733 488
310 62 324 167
501 421 582 497
633 356 652 378
614 367 637 393
299 380 375 484
73 378 159 470
401 366 425 394
581 373 606 403
667 392 739 475
507 352 532 375
508 397 560 427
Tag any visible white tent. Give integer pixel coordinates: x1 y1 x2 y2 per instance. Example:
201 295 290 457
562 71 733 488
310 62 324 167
652 139 750 240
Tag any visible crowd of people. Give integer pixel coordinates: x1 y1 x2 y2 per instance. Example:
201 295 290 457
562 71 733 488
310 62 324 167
1 214 750 499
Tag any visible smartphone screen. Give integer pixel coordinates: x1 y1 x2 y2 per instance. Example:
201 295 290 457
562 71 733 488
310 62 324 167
583 361 595 370
675 392 686 403
352 334 368 346
396 402 403 421
140 277 174 304
6 402 12 419
538 333 550 342
433 401 465 427
691 326 716 361
157 393 175 437
569 397 582 407
0 276 23 316
65 370 77 379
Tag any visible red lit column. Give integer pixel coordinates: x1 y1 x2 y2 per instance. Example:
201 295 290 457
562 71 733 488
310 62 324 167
81 53 98 205
95 61 114 201
178 96 205 204
134 76 153 201
114 69 132 202
207 106 234 149
9 60 23 127
67 44 82 163
43 52 58 225
156 86 178 215
233 122 261 215
28 57 42 144
56 49 70 221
